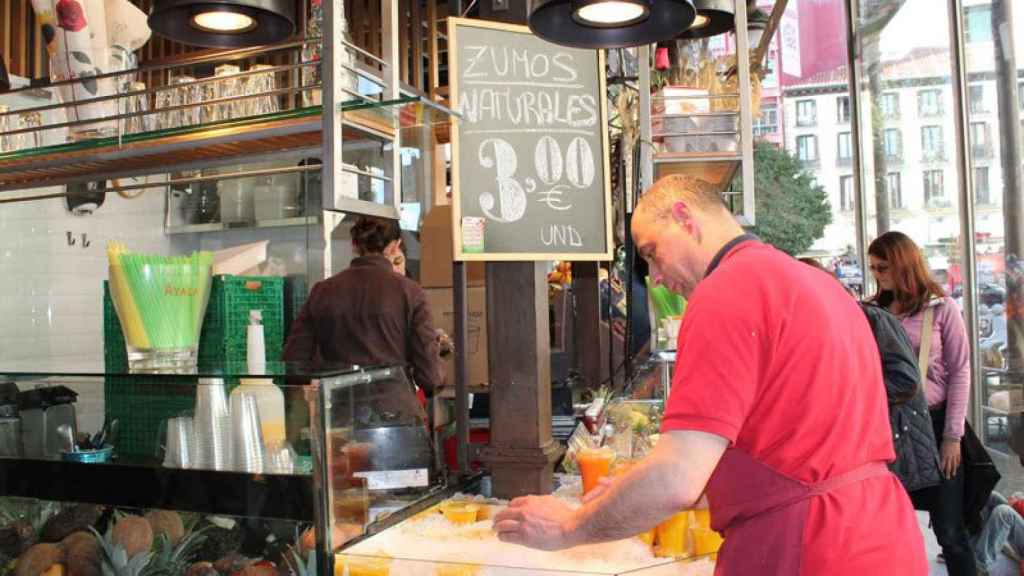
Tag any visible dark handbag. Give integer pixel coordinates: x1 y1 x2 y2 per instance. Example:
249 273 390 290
918 303 1000 532
961 419 1001 533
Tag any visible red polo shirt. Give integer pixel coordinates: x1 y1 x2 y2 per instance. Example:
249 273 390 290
662 239 926 575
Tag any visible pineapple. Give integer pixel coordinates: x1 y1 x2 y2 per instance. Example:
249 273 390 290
139 528 208 576
89 527 152 576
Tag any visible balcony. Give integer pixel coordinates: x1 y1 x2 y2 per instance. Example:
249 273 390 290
919 106 945 119
883 152 904 166
928 198 953 210
799 157 821 168
922 148 948 163
796 115 817 128
837 156 853 167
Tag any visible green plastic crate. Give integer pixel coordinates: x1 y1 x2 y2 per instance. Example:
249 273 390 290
104 275 285 457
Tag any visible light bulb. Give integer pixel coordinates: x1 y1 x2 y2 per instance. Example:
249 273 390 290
191 10 255 32
574 1 647 25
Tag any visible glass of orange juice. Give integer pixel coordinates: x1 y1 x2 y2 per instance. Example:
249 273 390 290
655 511 692 558
577 446 615 495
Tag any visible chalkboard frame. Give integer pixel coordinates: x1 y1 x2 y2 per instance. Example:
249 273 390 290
448 17 614 262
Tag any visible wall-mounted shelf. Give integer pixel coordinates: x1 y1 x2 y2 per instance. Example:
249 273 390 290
166 216 319 235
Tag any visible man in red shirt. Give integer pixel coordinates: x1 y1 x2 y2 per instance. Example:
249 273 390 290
493 174 926 574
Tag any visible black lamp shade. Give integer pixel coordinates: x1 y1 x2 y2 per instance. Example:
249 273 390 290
675 0 733 40
529 0 696 49
149 0 295 48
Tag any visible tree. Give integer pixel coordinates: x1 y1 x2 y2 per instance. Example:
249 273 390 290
747 141 832 255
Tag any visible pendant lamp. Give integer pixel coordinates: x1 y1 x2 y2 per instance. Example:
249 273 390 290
529 0 696 49
149 0 295 48
675 0 733 40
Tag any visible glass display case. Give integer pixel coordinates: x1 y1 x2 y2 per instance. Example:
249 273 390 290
0 362 709 575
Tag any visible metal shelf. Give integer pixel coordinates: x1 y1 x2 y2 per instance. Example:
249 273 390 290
652 151 742 191
0 95 458 198
0 456 314 521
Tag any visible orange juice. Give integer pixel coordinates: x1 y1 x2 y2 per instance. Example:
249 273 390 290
637 528 656 546
440 501 481 525
577 447 615 495
693 509 711 530
655 511 692 558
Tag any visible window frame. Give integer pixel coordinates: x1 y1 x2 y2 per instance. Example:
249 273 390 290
796 99 817 127
796 134 819 162
924 169 946 208
918 89 943 117
886 172 902 209
840 175 855 212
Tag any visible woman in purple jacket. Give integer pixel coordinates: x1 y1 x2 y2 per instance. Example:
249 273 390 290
868 231 974 576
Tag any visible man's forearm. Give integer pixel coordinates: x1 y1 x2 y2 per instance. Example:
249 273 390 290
565 430 727 546
568 457 687 544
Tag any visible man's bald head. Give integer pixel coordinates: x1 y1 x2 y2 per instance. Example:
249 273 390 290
634 174 730 221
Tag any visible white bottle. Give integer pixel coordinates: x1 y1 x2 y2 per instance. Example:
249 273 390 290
231 310 287 448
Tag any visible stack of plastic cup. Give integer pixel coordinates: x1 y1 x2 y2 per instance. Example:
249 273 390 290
231 393 266 473
163 416 194 468
194 378 231 470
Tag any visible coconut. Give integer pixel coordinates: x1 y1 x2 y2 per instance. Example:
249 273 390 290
143 511 184 547
111 517 153 558
61 532 100 576
40 506 103 544
14 543 64 576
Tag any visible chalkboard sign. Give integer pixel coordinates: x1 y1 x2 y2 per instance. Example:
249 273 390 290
449 18 613 261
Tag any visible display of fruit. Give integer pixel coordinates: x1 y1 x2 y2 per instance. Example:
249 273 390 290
39 565 62 576
13 543 63 576
143 512 184 548
40 507 103 544
60 532 99 576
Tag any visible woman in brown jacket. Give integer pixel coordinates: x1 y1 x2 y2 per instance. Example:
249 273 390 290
283 216 443 395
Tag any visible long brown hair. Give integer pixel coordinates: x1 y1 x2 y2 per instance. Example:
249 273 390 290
868 231 945 315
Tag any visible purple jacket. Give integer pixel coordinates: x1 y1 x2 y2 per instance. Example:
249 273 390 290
899 296 970 440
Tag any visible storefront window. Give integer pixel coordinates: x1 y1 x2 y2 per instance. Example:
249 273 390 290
962 0 1024 493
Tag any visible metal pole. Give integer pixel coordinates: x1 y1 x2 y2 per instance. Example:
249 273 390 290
992 0 1024 407
843 0 869 290
323 0 341 215
638 45 653 193
735 0 756 226
948 0 982 427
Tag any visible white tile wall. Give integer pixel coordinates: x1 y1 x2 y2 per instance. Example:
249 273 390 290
0 186 196 433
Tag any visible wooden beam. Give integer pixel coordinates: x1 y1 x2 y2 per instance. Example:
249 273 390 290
572 262 602 390
479 262 562 498
753 0 789 71
427 0 440 95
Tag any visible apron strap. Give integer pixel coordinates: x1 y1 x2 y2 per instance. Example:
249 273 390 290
917 305 935 392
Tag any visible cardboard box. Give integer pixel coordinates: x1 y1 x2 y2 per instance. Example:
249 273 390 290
420 205 485 288
424 286 488 389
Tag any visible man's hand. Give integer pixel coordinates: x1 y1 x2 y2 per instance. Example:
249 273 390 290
940 439 961 479
492 496 580 551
